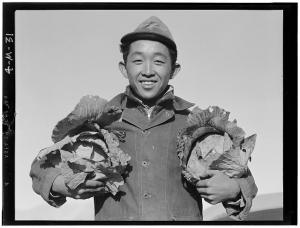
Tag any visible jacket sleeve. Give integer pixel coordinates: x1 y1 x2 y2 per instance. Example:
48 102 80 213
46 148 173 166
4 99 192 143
29 151 67 207
222 169 258 220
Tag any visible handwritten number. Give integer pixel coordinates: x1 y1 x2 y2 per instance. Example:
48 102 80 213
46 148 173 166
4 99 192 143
5 66 13 75
5 37 14 44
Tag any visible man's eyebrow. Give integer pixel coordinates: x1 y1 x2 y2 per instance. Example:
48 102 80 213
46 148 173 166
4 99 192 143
129 51 143 56
129 52 168 58
153 52 168 58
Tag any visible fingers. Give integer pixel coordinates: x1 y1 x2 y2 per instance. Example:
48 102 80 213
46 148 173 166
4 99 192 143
198 191 219 205
196 179 210 196
196 188 209 195
91 172 108 181
70 173 108 199
201 194 210 201
203 169 219 178
196 179 208 188
85 172 108 181
196 170 220 187
196 184 210 196
74 192 99 199
202 196 218 205
77 186 105 195
74 187 108 199
85 179 106 188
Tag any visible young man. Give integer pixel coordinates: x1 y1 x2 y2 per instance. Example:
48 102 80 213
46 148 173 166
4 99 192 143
30 16 257 221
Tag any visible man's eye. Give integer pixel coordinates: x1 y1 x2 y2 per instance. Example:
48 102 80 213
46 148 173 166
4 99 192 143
132 59 142 64
154 60 165 65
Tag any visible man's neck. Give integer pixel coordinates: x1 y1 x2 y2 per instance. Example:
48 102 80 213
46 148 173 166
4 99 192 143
128 86 172 108
141 98 158 108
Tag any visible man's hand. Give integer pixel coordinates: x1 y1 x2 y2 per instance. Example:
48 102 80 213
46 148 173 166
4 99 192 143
196 170 240 205
51 173 108 200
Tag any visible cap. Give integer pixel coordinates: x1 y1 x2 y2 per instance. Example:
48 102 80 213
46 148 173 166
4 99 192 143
120 16 177 52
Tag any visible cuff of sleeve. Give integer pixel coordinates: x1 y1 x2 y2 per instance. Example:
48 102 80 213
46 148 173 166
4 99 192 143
40 170 67 207
222 173 258 221
222 194 246 221
224 193 245 208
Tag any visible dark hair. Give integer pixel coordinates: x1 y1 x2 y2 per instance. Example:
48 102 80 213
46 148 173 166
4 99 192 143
120 42 178 73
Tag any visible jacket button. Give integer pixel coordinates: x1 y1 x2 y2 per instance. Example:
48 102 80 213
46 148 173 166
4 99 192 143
142 161 149 167
143 192 152 199
142 130 150 135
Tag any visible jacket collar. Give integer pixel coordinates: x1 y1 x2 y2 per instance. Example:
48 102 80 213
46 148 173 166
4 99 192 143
123 85 194 111
106 86 194 130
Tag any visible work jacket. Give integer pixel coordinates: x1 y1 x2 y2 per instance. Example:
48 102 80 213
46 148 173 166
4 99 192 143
30 86 257 221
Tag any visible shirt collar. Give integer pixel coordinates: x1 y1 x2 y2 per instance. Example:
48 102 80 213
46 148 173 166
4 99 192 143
123 85 194 111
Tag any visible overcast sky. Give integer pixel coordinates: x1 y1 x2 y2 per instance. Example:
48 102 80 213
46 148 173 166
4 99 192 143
15 10 283 220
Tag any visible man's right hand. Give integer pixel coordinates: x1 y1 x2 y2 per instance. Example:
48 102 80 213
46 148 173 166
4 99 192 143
51 173 108 199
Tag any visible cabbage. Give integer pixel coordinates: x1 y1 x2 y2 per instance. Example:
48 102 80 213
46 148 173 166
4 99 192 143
177 106 256 185
36 95 128 196
38 124 130 195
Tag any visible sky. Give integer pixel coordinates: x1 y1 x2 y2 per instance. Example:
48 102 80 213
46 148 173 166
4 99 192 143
15 10 283 220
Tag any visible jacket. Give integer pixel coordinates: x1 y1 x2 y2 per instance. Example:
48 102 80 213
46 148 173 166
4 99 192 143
30 86 258 221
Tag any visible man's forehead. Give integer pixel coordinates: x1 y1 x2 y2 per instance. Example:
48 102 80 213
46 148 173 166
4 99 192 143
131 39 168 47
128 41 170 57
129 51 168 58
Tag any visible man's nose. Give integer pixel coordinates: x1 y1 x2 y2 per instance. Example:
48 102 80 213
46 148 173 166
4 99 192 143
142 62 154 77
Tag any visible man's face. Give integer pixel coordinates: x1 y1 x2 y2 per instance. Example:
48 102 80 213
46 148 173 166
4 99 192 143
120 40 174 101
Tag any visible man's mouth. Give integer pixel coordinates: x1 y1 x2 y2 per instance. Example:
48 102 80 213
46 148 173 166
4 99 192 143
139 80 157 88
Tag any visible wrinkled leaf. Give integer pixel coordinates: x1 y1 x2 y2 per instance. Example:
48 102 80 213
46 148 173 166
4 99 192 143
209 148 248 178
38 125 131 196
178 106 257 183
51 95 123 143
52 95 108 143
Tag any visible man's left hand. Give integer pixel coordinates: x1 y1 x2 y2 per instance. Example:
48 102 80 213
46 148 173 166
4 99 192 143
196 170 240 205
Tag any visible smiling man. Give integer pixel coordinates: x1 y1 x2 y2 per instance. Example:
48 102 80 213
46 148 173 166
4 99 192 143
119 40 178 103
30 16 257 221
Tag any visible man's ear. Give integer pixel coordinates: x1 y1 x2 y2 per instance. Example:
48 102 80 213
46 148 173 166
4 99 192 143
119 62 128 79
170 63 181 79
